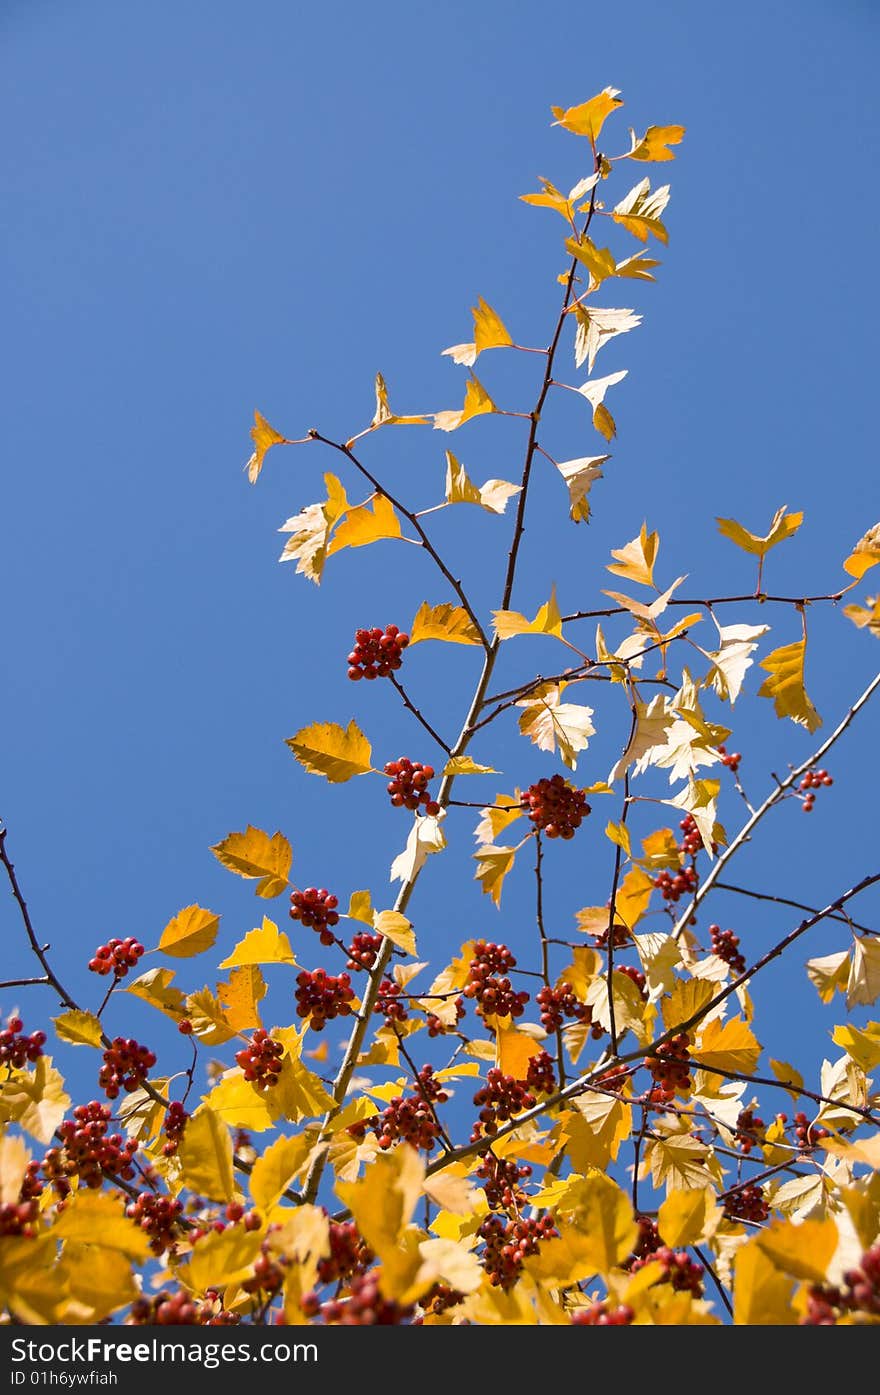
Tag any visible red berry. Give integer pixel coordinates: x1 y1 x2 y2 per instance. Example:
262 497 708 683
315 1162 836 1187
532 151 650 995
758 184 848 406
347 625 409 681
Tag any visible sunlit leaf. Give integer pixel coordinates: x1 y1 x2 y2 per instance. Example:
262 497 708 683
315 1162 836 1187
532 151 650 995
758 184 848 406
551 88 623 143
286 718 373 782
158 904 221 958
53 1009 103 1048
757 639 821 732
627 124 686 162
246 409 289 484
409 601 483 647
210 825 292 898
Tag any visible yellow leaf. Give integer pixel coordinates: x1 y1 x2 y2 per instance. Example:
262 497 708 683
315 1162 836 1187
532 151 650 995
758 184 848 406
61 1244 138 1319
374 909 417 957
552 452 609 522
219 916 298 969
335 1145 425 1262
186 1226 264 1294
769 1058 805 1101
493 585 563 641
607 521 659 586
249 1133 313 1211
614 866 656 930
246 409 289 484
612 177 670 244
126 966 186 1021
562 1095 632 1170
628 124 686 162
756 1218 839 1284
657 1187 718 1247
639 828 680 870
443 451 519 514
551 88 623 142
218 965 267 1033
433 375 496 433
278 472 349 584
327 493 402 555
833 1021 880 1072
203 1070 275 1132
529 1175 636 1280
0 1056 69 1145
0 1134 30 1204
841 1186 880 1251
370 372 429 428
474 794 524 844
758 639 821 732
390 812 447 885
647 1130 715 1193
717 504 803 558
565 234 617 287
270 1206 331 1294
442 756 497 776
662 978 715 1031
409 601 483 647
577 369 627 440
52 1009 103 1048
185 987 237 1045
347 889 374 924
843 523 880 580
473 843 518 907
605 819 631 858
846 936 880 1008
263 1030 335 1123
53 1190 151 1260
844 595 880 638
286 718 373 782
805 949 850 1003
694 1016 761 1075
177 1107 235 1202
495 1025 543 1079
415 1237 482 1298
210 826 292 898
158 903 221 958
516 684 595 770
472 297 513 353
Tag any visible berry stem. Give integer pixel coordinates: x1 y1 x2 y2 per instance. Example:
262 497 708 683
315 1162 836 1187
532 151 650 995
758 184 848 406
534 834 566 1089
388 674 453 756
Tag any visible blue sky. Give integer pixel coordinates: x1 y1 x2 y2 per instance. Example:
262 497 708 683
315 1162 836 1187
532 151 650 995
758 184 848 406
2 1 878 1131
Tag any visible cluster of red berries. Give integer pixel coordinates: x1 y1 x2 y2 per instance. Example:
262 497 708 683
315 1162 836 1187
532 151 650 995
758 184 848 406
44 1102 138 1194
128 1289 239 1326
0 1197 40 1238
347 625 409 681
295 970 355 1031
315 1221 373 1287
571 1301 634 1325
735 1106 765 1156
99 1037 156 1100
419 1284 466 1318
317 1273 414 1326
536 982 591 1033
678 814 707 857
242 1239 287 1297
463 941 529 1020
794 1111 829 1150
162 1100 189 1156
383 758 440 816
375 977 407 1022
370 1068 448 1153
0 1016 46 1069
471 1070 536 1141
87 936 145 978
629 1215 661 1261
617 963 648 999
723 1183 769 1224
799 767 833 812
0 1162 43 1237
346 932 384 971
478 1213 558 1288
525 1050 557 1094
289 888 340 944
710 924 746 975
520 774 590 839
475 1152 532 1210
235 1029 285 1087
717 745 742 774
426 995 465 1037
803 1243 880 1324
592 921 632 949
631 1246 704 1296
653 864 698 903
188 1201 263 1244
126 1192 185 1255
644 1034 691 1104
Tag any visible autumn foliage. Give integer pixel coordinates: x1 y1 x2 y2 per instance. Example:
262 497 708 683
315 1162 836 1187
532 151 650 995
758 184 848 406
3 88 880 1328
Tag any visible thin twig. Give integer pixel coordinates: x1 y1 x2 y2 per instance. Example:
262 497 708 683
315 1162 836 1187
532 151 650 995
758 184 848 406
388 674 453 755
